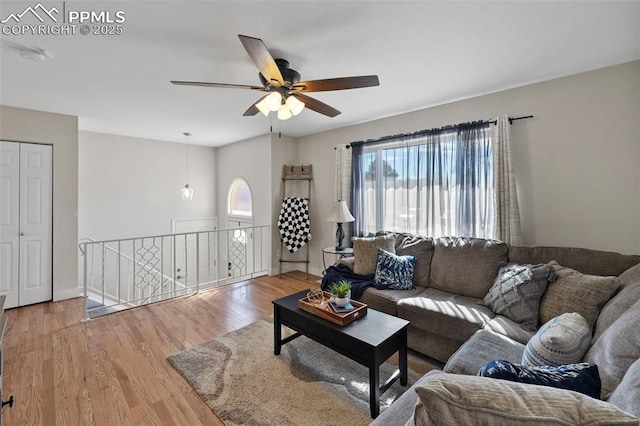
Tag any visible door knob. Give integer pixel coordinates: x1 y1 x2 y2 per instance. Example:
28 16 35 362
19 232 24 236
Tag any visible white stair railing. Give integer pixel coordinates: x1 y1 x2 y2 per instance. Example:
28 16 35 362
79 225 270 321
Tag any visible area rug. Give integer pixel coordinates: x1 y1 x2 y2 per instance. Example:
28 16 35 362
167 317 435 425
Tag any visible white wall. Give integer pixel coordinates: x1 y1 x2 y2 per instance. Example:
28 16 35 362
215 133 303 275
0 106 79 301
79 131 216 241
216 134 273 275
296 60 640 272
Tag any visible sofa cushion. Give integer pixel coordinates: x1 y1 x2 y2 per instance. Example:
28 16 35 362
584 298 640 399
397 288 494 342
444 328 525 375
507 245 640 277
607 358 640 418
373 249 415 290
593 262 640 342
483 262 555 331
522 312 592 367
430 237 508 298
358 286 426 316
413 374 639 425
351 234 395 275
407 327 464 364
392 233 434 288
539 261 619 328
484 315 536 345
478 360 601 399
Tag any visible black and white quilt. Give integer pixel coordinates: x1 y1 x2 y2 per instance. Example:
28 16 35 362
278 197 311 253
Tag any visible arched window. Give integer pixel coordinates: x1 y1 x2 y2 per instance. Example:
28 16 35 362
228 178 252 218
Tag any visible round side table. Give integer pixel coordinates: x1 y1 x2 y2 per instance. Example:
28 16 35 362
322 247 354 275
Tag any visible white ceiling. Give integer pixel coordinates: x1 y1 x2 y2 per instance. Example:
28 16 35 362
1 1 639 147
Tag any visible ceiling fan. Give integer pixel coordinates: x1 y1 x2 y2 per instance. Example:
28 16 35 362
171 35 380 120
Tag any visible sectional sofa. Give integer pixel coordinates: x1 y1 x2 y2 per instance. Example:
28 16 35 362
330 233 640 424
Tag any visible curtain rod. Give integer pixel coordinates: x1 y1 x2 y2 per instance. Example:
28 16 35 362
338 115 533 149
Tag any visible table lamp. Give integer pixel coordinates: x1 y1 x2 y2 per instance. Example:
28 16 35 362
327 200 355 250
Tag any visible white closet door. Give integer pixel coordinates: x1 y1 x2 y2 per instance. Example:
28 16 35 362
19 144 53 306
0 142 20 308
0 141 52 308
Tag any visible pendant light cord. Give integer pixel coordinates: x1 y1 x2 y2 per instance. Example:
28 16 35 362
184 132 191 183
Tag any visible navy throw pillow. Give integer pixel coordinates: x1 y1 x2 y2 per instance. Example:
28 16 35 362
478 359 601 399
373 248 416 290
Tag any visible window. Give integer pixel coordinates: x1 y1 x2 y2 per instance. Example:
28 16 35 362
228 178 252 217
351 122 494 238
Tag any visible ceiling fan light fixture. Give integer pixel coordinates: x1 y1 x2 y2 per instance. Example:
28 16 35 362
277 104 293 120
286 95 305 116
266 92 282 111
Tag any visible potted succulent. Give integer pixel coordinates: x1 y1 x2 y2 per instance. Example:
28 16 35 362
330 280 352 307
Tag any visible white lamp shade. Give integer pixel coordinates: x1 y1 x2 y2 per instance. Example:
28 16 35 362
327 200 355 223
255 97 271 116
181 184 194 200
277 104 292 120
285 95 305 116
266 92 282 111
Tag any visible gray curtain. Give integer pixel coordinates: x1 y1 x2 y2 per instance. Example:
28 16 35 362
350 122 494 238
491 114 523 244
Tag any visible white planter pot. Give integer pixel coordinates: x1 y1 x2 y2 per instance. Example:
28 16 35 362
334 297 349 307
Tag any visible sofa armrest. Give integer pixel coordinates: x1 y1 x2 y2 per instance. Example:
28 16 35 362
370 370 443 426
336 256 355 270
412 373 639 425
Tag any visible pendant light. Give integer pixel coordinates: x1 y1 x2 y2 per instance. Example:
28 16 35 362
181 132 194 200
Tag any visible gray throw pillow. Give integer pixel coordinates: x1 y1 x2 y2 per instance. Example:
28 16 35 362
539 261 620 328
483 262 556 331
352 234 396 275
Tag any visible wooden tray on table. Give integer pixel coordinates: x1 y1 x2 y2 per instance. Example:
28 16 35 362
298 291 367 326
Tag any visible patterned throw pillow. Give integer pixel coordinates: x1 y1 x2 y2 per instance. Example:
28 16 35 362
352 234 396 275
478 360 601 399
539 261 620 328
373 249 416 290
483 263 556 331
522 312 592 367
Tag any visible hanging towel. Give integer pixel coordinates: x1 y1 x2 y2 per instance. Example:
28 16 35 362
278 197 311 253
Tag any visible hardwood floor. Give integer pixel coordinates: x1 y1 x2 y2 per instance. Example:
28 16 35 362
2 271 319 425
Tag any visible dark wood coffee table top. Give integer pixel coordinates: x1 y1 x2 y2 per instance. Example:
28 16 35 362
273 290 408 346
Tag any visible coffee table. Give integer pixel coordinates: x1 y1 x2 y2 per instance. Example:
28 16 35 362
272 290 409 418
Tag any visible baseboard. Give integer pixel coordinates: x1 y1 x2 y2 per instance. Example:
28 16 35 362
54 287 83 302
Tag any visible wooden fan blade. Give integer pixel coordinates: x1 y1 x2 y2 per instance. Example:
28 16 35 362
243 104 260 116
238 35 284 86
292 75 379 93
293 93 341 117
171 81 264 90
243 94 269 116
